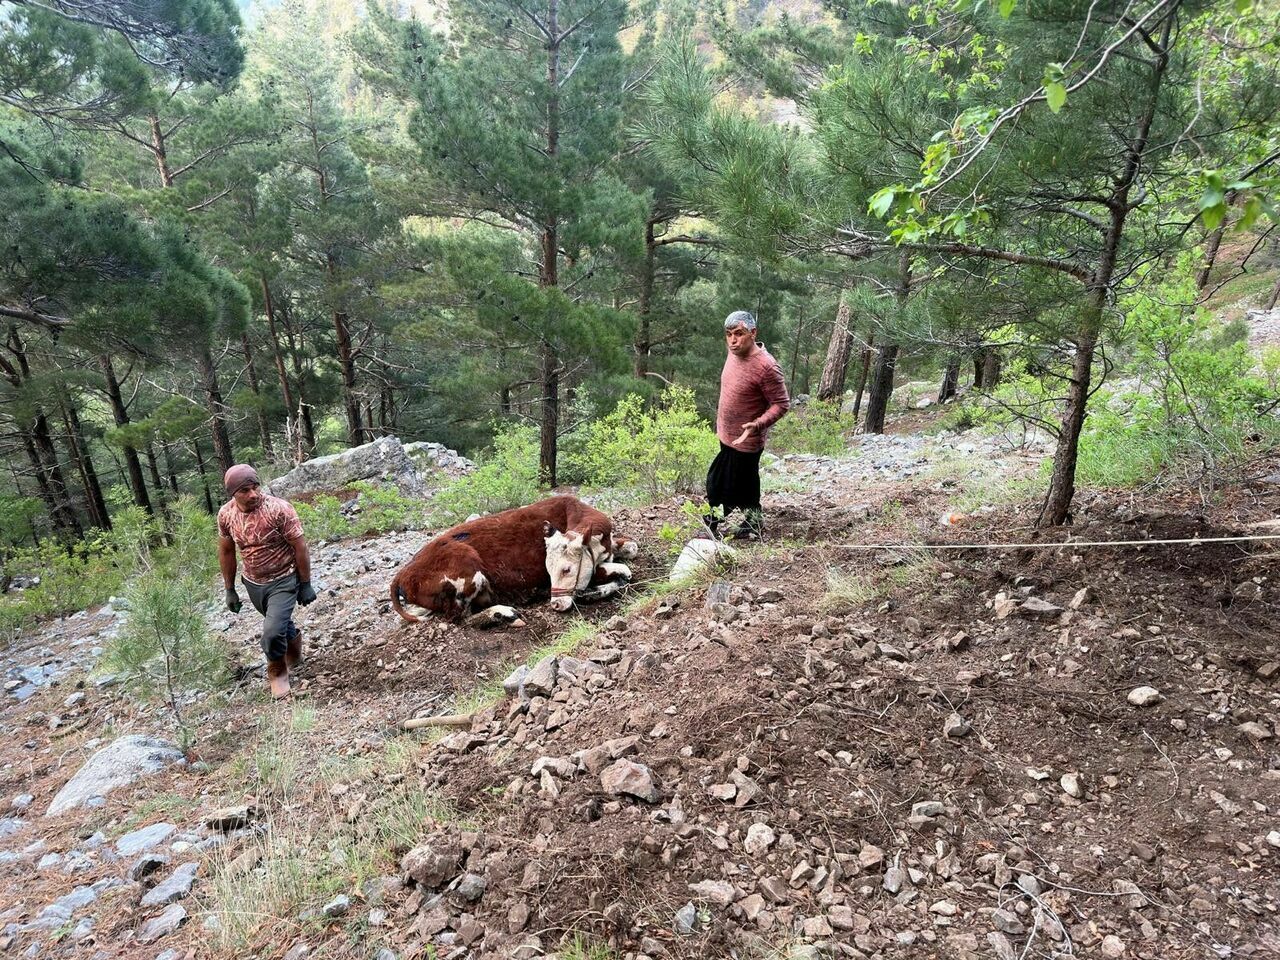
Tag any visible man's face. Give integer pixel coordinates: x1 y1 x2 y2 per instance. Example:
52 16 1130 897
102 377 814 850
725 323 755 357
232 481 263 512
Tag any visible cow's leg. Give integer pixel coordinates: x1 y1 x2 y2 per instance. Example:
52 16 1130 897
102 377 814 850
465 604 521 629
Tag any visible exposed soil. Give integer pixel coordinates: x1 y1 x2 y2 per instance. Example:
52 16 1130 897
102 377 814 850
1 430 1277 960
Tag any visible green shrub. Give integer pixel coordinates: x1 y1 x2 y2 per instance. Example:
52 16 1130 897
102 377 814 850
100 570 230 748
767 400 855 456
348 481 426 535
294 494 351 542
568 386 718 497
430 424 543 524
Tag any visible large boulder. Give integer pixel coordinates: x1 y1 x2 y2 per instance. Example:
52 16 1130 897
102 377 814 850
268 436 472 501
47 736 184 817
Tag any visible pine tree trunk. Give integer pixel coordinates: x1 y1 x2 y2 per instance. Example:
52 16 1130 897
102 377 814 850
850 329 874 423
192 439 216 513
17 428 66 536
196 346 235 474
241 333 275 459
938 356 961 403
60 394 110 530
862 345 899 435
538 0 562 488
98 356 152 513
31 412 83 538
981 350 1002 391
634 217 656 379
261 275 300 453
863 254 911 435
817 294 854 401
539 340 559 488
162 443 180 494
1266 274 1280 311
1038 14 1172 528
146 443 168 515
334 305 363 447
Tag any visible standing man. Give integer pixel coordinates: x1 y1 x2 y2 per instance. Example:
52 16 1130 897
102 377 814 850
707 310 790 540
218 464 316 699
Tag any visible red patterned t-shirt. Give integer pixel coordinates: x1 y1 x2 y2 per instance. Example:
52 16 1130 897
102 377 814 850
217 495 304 584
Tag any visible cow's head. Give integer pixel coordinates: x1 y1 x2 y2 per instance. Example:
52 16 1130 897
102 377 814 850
544 523 605 611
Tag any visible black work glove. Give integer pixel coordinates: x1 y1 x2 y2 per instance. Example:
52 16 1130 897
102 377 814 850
296 581 317 606
225 587 242 613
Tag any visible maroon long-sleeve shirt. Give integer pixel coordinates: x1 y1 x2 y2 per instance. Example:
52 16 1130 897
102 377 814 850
716 344 790 452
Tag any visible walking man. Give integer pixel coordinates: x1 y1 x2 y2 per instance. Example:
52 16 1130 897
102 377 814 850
707 310 790 539
218 464 316 699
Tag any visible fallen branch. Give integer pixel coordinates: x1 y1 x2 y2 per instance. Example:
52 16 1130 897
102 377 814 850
402 713 473 731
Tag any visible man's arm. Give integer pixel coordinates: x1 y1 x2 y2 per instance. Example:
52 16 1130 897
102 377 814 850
290 534 311 584
219 535 238 588
219 535 242 613
737 361 791 443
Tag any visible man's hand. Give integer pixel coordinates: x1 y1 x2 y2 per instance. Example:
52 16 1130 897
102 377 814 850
733 421 760 447
225 587 242 614
296 581 317 606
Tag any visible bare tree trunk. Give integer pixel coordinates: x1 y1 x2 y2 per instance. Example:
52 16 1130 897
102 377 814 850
31 413 83 538
635 217 656 379
862 345 899 434
817 293 854 401
863 255 911 434
261 275 300 452
850 329 874 424
98 356 152 513
192 439 216 514
981 350 1002 391
196 346 234 474
1266 273 1280 311
538 0 562 488
59 394 110 530
241 333 275 459
938 356 961 403
1039 13 1172 527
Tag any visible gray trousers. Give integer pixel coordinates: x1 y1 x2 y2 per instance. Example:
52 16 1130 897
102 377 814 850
243 573 298 662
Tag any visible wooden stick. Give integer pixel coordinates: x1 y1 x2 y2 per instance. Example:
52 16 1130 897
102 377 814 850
402 714 473 731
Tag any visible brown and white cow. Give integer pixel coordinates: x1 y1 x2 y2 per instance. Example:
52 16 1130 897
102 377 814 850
389 495 636 623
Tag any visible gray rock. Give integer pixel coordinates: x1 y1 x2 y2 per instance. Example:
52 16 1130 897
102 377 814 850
140 862 199 907
270 436 461 501
688 880 735 905
203 805 255 831
1127 686 1163 707
673 902 699 935
988 932 1018 960
137 904 186 943
503 665 530 696
522 656 558 698
455 873 487 902
600 759 660 803
401 836 463 890
116 822 176 856
39 885 97 921
129 854 170 882
46 736 184 816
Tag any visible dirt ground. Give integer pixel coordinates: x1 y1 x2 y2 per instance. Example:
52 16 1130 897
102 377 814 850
1 432 1277 960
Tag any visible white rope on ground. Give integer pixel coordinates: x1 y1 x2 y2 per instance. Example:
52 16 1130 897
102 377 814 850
834 533 1280 551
